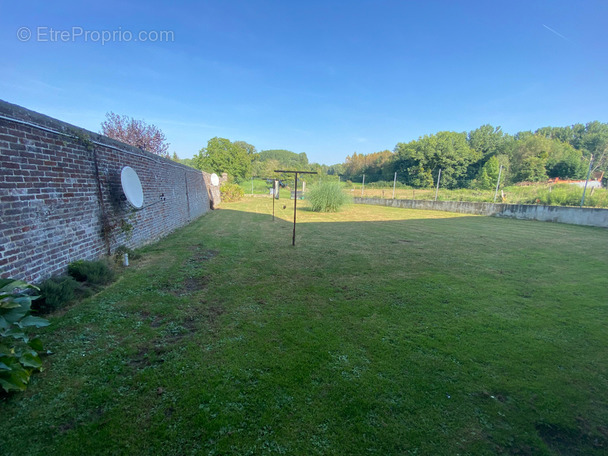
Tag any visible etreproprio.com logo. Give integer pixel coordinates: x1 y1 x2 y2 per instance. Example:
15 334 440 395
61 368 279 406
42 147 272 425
17 26 174 45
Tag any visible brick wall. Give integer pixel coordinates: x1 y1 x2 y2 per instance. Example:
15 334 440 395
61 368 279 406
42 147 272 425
0 100 209 283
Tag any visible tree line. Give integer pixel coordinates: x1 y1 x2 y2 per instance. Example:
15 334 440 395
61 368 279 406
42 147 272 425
340 122 607 189
100 113 606 189
175 138 331 184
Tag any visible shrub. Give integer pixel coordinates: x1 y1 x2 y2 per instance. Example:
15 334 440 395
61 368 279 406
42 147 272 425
220 182 245 202
307 181 351 212
0 279 50 392
68 259 116 285
34 276 79 314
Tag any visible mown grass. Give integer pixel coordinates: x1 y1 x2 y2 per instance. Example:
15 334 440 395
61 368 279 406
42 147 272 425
2 197 607 455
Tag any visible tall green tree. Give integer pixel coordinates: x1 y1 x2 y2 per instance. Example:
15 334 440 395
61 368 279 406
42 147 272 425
394 131 481 188
536 121 608 172
467 125 514 181
257 150 309 169
579 121 608 173
474 155 500 190
511 135 582 182
233 141 257 156
468 125 506 157
193 137 251 181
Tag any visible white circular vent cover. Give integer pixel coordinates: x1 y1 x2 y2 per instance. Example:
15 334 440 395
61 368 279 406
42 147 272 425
120 166 144 208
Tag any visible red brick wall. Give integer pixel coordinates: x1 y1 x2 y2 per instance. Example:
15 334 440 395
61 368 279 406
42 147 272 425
0 100 209 283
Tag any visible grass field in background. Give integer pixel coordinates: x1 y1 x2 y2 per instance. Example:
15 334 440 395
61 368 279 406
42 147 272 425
2 197 607 455
347 183 608 207
241 178 608 207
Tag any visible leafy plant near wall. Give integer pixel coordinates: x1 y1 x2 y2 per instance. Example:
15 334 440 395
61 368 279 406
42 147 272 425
0 279 50 393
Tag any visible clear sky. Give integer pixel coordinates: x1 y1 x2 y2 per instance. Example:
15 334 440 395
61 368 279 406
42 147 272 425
2 0 607 165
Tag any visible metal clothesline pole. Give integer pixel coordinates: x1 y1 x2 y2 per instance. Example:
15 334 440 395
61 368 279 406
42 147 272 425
275 170 317 246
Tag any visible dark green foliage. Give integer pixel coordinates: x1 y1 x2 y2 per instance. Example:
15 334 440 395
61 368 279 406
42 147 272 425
193 137 252 181
0 279 49 392
34 276 78 314
220 182 245 202
338 121 607 189
68 259 116 285
473 156 502 190
341 150 395 183
394 131 481 188
307 181 350 212
257 149 309 168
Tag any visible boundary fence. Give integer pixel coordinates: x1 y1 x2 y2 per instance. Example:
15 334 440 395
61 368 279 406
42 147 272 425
354 197 608 228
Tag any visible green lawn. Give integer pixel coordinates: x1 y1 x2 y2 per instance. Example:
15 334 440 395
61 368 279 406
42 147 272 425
3 198 608 455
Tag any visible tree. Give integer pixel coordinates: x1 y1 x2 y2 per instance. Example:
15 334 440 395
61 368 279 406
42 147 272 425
536 121 608 173
101 112 170 157
327 163 345 176
467 125 514 180
394 131 481 188
257 150 309 169
579 121 608 173
193 137 251 181
252 158 281 178
474 155 500 190
342 150 394 182
233 141 257 156
468 125 506 157
545 144 584 179
511 135 581 182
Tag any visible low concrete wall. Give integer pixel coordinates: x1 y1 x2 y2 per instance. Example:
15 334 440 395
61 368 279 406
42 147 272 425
354 197 608 228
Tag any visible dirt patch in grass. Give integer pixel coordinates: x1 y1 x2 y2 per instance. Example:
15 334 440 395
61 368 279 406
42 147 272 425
162 318 199 342
189 248 219 263
139 311 165 328
183 275 210 293
203 304 225 326
164 275 210 297
130 346 165 369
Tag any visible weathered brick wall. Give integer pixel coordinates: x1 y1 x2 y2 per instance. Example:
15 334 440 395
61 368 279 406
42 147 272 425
0 100 209 283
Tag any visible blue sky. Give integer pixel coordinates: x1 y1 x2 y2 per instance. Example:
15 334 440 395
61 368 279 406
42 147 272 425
2 0 607 165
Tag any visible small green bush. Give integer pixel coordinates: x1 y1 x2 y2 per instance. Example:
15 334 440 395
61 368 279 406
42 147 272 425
307 181 351 212
0 279 50 392
34 276 79 314
220 182 245 202
68 259 116 285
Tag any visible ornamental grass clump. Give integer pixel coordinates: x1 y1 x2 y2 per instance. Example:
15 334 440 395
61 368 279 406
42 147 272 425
307 181 350 212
